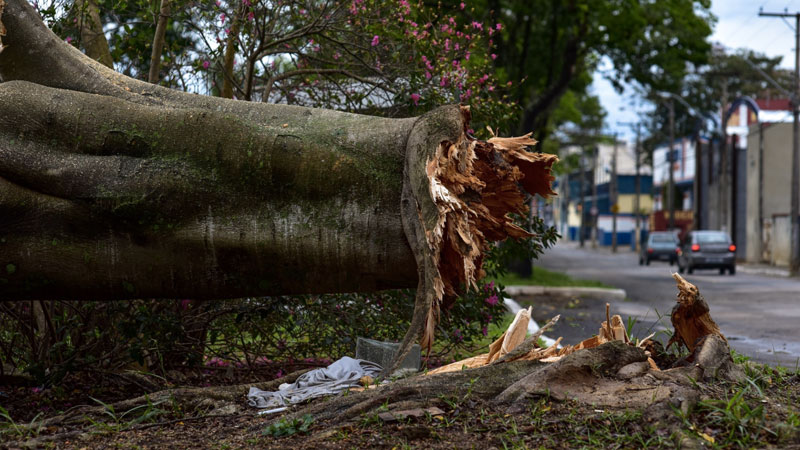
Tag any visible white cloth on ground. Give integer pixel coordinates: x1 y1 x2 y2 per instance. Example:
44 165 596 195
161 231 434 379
247 356 382 409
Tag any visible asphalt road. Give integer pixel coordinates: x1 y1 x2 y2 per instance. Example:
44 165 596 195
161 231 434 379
534 240 800 368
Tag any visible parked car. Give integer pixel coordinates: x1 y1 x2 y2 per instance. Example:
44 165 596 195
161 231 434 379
677 230 736 275
639 231 680 266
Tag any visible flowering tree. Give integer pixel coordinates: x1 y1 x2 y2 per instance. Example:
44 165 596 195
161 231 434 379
1 0 560 378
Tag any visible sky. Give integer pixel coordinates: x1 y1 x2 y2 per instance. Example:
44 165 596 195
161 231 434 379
598 0 800 144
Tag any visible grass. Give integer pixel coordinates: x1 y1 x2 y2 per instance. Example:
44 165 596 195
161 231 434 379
494 266 612 289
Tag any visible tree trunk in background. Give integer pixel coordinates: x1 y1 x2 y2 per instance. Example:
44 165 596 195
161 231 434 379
75 0 113 69
147 0 171 84
221 1 243 99
0 0 556 351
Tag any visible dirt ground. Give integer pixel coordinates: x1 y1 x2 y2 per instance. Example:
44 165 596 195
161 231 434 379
3 291 800 449
2 348 799 449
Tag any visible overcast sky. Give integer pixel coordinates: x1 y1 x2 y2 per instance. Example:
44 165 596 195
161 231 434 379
598 0 800 143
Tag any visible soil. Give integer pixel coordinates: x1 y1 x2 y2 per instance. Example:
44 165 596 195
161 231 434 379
2 345 799 449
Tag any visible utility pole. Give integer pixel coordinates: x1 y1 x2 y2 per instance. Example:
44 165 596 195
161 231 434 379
694 134 702 231
591 145 599 249
579 150 586 248
668 99 676 230
618 122 643 252
611 133 619 252
759 9 800 275
719 82 729 233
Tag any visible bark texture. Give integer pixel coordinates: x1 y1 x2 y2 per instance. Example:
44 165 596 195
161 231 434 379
75 0 114 69
0 0 556 350
148 0 171 84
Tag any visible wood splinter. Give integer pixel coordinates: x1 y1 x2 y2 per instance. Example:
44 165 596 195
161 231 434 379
668 273 726 353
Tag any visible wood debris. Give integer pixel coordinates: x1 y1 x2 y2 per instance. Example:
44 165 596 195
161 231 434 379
427 301 666 374
420 106 558 350
668 273 726 353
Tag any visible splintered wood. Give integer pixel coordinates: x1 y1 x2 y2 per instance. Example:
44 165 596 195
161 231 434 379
668 273 726 352
428 275 727 375
426 302 646 375
421 106 557 349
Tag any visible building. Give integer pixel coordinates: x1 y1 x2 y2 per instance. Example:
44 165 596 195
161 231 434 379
554 141 653 247
745 115 796 267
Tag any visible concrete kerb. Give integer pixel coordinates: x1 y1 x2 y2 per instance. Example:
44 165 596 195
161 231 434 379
504 285 627 302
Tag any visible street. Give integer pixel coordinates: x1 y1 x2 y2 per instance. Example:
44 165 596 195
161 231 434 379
535 240 800 367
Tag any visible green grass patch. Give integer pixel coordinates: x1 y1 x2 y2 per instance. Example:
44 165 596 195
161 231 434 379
494 267 612 288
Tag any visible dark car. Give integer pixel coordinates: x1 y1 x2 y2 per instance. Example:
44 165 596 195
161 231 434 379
639 231 680 266
677 230 736 275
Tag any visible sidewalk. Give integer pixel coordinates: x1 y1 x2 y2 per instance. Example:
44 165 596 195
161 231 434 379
555 239 792 278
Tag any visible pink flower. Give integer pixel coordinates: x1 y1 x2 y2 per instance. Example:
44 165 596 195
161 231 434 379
425 71 432 80
371 35 380 47
459 2 465 9
410 93 420 105
485 294 499 306
491 53 497 60
247 11 255 21
453 328 463 342
65 36 73 44
220 13 226 22
333 51 341 60
202 60 210 69
496 23 503 31
483 281 495 292
471 21 483 31
243 0 250 5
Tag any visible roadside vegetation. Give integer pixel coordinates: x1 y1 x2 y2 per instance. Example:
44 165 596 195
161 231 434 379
496 267 613 289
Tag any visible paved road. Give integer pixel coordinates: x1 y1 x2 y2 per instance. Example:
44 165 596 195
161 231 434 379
535 240 800 368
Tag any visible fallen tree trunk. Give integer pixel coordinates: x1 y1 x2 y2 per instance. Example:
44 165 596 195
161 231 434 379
0 0 556 349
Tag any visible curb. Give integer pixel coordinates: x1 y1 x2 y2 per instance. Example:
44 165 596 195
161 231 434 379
736 265 791 277
504 285 627 301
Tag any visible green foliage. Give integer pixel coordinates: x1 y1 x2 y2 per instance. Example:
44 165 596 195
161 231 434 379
494 266 611 289
0 405 42 440
263 414 314 437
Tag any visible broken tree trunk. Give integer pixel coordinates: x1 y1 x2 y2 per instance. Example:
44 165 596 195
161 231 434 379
0 0 556 350
668 273 726 353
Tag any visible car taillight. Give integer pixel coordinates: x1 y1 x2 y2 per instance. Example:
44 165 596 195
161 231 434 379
647 248 654 253
675 248 681 253
691 244 700 252
729 244 736 252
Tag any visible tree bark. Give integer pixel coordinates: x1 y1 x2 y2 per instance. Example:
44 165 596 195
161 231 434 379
221 0 243 99
0 0 556 348
75 0 114 69
147 0 171 84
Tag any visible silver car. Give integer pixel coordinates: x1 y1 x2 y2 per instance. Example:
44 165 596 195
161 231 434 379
677 230 736 275
639 231 679 266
